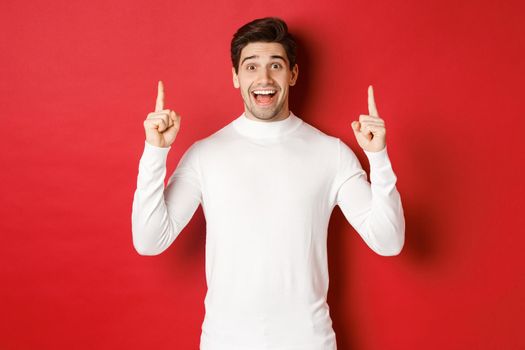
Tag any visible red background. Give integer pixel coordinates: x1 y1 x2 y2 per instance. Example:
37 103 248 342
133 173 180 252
1 0 523 349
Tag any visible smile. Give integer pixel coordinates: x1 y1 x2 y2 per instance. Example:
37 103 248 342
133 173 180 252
251 89 277 106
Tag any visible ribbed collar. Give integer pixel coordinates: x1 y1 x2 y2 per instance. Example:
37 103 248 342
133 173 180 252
232 111 303 139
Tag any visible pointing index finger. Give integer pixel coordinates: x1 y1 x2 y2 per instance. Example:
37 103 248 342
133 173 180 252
155 80 164 112
368 85 379 117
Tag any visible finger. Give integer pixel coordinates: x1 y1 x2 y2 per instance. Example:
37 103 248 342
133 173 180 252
148 109 171 118
170 111 181 130
360 122 385 130
147 111 171 127
363 123 385 136
359 114 384 124
155 80 165 112
362 124 378 136
168 110 176 127
144 118 167 132
156 118 168 132
360 121 384 129
147 116 170 131
368 85 379 117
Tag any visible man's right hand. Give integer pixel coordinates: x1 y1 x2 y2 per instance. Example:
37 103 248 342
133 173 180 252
143 80 181 148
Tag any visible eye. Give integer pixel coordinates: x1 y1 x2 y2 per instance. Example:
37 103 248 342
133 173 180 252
246 65 256 71
271 63 282 69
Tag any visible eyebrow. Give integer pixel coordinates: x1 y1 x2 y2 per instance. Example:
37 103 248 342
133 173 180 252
240 55 287 66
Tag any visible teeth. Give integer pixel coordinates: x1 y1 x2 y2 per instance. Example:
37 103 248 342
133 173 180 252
253 90 276 95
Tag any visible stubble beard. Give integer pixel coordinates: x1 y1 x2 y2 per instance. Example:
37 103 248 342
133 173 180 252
243 89 287 121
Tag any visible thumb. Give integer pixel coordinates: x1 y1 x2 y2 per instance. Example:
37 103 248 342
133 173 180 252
351 121 361 133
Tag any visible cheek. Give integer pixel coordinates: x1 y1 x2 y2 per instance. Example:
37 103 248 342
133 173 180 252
241 88 252 100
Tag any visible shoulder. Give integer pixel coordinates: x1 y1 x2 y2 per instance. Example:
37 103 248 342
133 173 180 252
298 120 360 164
297 119 343 149
179 119 242 165
182 119 232 151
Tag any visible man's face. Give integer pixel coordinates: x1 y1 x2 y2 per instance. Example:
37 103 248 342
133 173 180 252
232 42 299 121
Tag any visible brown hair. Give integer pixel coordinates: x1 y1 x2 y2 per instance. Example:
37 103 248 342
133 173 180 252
231 17 297 74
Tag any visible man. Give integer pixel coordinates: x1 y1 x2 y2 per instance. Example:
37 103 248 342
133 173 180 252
132 17 405 350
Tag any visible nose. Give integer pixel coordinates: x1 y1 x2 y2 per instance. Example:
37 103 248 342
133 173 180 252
257 67 274 85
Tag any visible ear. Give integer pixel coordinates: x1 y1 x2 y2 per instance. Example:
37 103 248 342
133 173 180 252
289 63 299 86
232 67 240 88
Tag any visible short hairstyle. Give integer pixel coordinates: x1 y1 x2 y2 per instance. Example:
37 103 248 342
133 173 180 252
231 17 297 74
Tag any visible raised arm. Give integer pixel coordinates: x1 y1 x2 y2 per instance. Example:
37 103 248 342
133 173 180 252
131 81 202 256
336 86 405 256
335 141 405 256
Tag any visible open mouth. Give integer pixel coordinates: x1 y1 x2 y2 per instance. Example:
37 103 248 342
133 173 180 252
251 89 277 106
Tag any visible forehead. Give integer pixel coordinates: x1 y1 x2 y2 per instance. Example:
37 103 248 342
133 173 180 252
240 42 288 62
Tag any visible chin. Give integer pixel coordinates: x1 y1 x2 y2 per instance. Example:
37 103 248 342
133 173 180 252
252 110 280 120
249 103 286 121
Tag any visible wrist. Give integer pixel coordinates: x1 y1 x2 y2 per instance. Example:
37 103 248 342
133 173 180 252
145 139 170 149
364 145 390 168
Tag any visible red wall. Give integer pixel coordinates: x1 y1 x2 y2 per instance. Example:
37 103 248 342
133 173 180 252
1 0 523 349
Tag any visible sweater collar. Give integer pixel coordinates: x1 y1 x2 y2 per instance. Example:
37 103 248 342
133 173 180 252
232 111 303 139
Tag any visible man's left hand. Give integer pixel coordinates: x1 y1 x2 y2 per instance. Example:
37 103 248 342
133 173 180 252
351 85 387 152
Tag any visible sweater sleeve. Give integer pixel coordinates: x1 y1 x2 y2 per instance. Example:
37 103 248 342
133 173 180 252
131 140 203 256
334 139 405 256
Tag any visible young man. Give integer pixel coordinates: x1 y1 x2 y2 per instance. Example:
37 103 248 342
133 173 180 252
132 17 405 350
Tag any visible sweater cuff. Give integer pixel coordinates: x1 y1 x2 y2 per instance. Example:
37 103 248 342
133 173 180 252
142 140 171 162
364 146 390 169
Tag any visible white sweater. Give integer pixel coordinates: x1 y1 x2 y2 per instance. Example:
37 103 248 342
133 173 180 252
132 111 405 350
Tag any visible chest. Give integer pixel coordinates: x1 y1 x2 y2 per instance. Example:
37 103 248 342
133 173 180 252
201 142 335 208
